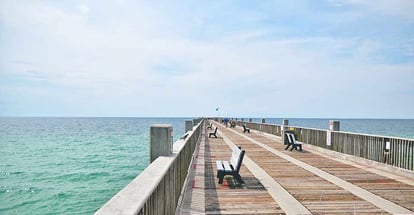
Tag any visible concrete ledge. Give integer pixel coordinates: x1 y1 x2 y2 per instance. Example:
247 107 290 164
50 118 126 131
95 155 176 215
95 137 192 215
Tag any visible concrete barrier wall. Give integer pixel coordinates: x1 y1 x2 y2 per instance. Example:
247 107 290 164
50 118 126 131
95 119 204 215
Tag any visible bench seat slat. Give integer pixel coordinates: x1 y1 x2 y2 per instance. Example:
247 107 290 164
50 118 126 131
216 161 224 171
222 161 233 172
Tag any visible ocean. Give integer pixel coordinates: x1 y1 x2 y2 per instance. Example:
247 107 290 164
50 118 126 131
1 117 413 214
0 117 190 214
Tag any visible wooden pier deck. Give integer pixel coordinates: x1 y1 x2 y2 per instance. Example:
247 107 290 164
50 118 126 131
177 121 414 214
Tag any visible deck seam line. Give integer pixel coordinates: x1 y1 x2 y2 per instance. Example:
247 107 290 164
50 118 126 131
221 125 413 214
217 130 312 215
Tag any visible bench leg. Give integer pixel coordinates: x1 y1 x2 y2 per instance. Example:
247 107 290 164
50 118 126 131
218 177 224 184
285 144 291 150
234 174 244 184
217 170 224 184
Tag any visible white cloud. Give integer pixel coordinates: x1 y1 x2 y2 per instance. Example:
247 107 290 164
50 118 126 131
331 0 414 20
370 0 414 20
79 4 89 15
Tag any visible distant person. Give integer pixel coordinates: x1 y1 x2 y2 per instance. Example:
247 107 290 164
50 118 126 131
224 118 229 127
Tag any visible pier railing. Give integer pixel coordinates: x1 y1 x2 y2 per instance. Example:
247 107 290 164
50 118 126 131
95 119 204 215
233 120 413 171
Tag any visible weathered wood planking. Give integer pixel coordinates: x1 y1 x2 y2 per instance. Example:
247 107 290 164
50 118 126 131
204 134 285 214
179 122 413 214
220 128 390 214
244 130 414 212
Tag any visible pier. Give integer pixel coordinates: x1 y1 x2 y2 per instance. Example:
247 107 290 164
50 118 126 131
96 119 414 214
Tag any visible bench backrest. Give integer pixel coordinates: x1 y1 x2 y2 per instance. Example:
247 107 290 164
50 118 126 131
230 146 245 173
287 133 301 145
291 133 296 144
213 127 217 134
284 132 292 144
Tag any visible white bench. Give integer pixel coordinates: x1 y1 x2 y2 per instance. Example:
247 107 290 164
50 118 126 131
216 146 245 184
284 133 302 151
207 122 213 130
242 125 250 133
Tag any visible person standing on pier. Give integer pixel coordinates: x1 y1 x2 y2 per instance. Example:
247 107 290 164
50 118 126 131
224 118 229 127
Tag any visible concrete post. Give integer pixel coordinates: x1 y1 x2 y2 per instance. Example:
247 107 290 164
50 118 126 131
282 119 289 143
329 120 340 131
150 124 173 163
261 118 266 123
185 120 193 133
326 120 339 146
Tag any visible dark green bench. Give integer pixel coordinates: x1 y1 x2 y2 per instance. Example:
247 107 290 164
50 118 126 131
216 146 245 184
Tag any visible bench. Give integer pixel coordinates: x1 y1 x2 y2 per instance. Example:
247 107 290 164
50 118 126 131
284 133 302 151
230 121 236 128
216 146 246 184
209 127 218 138
207 122 213 130
242 125 250 133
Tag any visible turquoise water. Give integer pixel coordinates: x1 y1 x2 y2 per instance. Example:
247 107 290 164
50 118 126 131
0 117 189 214
1 117 413 214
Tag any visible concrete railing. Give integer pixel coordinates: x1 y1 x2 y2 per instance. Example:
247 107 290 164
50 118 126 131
95 119 204 215
232 120 413 171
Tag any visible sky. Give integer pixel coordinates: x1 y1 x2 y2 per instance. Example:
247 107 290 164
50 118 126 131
0 0 413 118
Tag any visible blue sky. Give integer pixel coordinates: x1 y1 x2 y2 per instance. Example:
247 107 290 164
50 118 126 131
1 0 413 118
